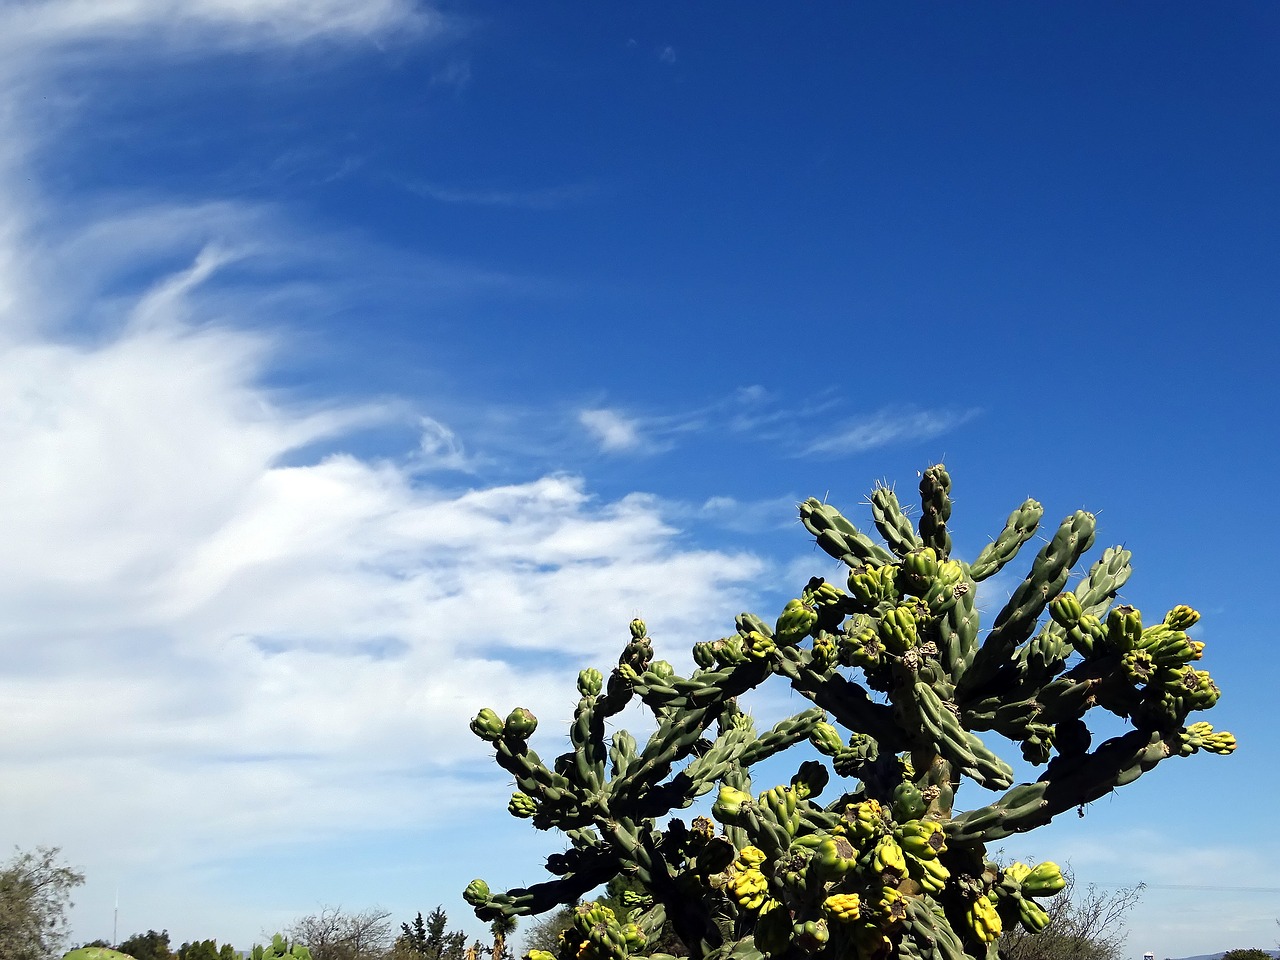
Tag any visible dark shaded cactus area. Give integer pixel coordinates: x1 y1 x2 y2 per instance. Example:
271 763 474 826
464 466 1235 960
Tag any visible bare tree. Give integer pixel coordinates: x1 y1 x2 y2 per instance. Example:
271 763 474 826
0 846 85 960
1001 868 1145 960
283 906 394 960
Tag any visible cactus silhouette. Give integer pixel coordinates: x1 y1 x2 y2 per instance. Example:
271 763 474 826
465 466 1235 960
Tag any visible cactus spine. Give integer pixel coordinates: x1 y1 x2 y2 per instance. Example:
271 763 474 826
465 467 1235 960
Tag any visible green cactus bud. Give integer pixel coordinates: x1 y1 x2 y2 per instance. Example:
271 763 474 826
792 918 829 952
755 899 791 956
1049 591 1083 627
470 707 504 742
1165 604 1201 630
1021 861 1066 896
744 630 777 660
897 819 946 859
1120 648 1156 685
697 835 737 873
811 630 837 669
791 759 830 800
877 603 918 652
839 614 884 669
843 799 887 841
891 780 926 821
775 598 819 645
503 707 538 741
713 635 749 665
629 618 647 639
1019 898 1051 933
650 659 676 681
902 546 939 582
712 784 753 822
809 721 845 756
1106 605 1143 653
508 792 537 818
691 641 716 669
1068 613 1106 656
810 835 856 879
577 668 603 697
1004 861 1031 885
463 878 492 906
847 564 897 604
822 893 862 924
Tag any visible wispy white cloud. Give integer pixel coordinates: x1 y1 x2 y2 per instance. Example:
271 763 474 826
0 0 439 56
408 180 598 210
0 245 766 915
802 407 981 456
566 391 979 461
579 407 647 453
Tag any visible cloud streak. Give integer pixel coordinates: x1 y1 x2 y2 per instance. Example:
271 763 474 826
570 390 980 460
408 180 599 210
802 408 982 456
0 256 768 917
0 0 438 55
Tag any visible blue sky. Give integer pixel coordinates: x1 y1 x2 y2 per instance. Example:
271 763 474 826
0 3 1276 958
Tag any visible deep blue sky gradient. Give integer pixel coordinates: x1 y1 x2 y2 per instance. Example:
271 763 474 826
5 3 1278 957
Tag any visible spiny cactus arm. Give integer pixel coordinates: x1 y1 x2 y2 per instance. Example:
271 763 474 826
936 581 979 678
631 825 726 956
772 647 907 749
1002 545 1136 696
905 895 968 960
799 498 896 567
493 738 567 794
613 663 772 810
911 680 1014 790
917 464 954 558
463 854 621 921
955 510 1096 703
968 498 1044 582
718 762 752 851
737 706 828 765
946 727 1176 844
611 704 716 810
1072 546 1134 615
870 485 924 556
622 715 758 819
569 675 608 792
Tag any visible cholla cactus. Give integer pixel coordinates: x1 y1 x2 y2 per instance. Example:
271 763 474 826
464 467 1236 960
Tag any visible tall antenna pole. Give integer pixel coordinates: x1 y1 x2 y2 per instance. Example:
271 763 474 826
113 887 119 947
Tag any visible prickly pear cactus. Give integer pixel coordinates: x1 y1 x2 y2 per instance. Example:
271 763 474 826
250 935 312 960
465 467 1236 960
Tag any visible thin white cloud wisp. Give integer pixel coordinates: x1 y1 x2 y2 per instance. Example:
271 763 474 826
0 0 436 53
0 247 764 883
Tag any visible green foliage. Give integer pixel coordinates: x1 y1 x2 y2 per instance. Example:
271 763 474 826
250 934 313 960
395 908 468 960
63 950 135 960
1219 950 1274 960
520 908 576 958
176 940 230 960
465 467 1237 960
0 846 85 960
117 931 172 960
